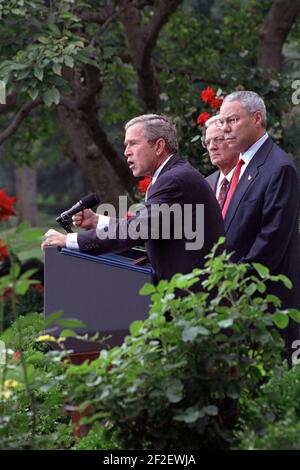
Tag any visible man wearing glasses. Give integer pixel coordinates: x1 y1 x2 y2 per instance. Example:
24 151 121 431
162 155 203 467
204 115 239 209
216 90 300 359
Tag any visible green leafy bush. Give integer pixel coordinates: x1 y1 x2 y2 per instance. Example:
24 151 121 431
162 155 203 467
63 240 298 450
236 363 300 450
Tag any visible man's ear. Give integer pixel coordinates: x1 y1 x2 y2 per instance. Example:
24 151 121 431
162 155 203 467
155 137 166 155
254 111 264 127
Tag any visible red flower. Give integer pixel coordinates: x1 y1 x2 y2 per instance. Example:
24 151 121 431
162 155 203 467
196 112 211 127
0 189 16 222
0 239 8 262
138 176 152 194
201 86 216 104
210 96 223 110
0 287 14 301
12 350 21 363
123 211 133 220
34 283 44 292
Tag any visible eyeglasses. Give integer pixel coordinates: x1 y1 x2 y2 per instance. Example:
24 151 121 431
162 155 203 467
202 136 225 148
215 116 240 129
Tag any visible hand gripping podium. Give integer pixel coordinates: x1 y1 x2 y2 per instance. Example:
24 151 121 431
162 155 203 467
44 247 153 354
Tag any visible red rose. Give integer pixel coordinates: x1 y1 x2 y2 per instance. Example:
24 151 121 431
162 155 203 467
0 189 16 222
196 112 211 127
201 86 216 104
210 96 223 110
138 176 152 194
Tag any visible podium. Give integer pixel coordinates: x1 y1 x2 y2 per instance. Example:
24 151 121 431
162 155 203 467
44 247 153 354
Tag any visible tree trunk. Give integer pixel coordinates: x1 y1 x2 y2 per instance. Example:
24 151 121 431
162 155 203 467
258 0 300 70
58 64 137 207
14 165 38 226
57 105 134 207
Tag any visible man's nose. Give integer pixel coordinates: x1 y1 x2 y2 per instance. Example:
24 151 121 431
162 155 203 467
208 141 217 150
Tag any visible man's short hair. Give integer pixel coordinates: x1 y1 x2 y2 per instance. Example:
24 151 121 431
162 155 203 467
125 114 178 153
223 91 267 127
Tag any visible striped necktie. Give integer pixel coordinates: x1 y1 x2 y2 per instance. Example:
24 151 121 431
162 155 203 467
217 177 229 209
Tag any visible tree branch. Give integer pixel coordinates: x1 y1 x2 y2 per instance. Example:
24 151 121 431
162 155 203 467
143 0 182 66
0 97 43 145
258 0 300 70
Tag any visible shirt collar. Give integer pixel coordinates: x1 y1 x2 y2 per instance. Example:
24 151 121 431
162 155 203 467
218 166 236 189
241 132 269 165
152 154 174 184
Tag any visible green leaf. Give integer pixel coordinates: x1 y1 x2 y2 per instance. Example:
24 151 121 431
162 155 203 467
28 88 39 101
253 263 270 277
15 279 30 295
166 379 183 403
129 320 144 337
191 135 201 143
48 23 61 37
288 309 300 324
276 274 293 290
34 66 44 81
52 63 62 75
203 405 218 416
10 263 21 279
60 329 77 338
43 87 60 107
174 406 201 423
64 55 74 68
56 318 86 329
265 294 281 307
272 312 289 329
20 268 37 280
139 283 156 295
45 310 63 327
218 319 234 329
182 326 209 342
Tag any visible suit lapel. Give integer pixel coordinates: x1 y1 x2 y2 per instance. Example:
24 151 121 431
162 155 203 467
224 137 274 231
207 170 220 193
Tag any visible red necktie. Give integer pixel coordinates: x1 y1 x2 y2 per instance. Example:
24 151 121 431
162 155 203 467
222 159 245 218
217 177 229 209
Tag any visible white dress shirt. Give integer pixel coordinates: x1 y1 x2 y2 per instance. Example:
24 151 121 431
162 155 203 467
239 132 269 178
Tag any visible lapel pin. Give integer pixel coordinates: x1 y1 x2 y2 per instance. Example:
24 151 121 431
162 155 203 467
248 175 252 180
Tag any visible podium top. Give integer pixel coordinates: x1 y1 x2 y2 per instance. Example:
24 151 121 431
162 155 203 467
60 248 152 275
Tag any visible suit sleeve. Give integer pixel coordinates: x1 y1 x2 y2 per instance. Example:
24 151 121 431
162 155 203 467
240 164 300 271
77 175 182 255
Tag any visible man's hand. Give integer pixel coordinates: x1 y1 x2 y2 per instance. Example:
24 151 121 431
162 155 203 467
41 229 67 250
72 209 98 229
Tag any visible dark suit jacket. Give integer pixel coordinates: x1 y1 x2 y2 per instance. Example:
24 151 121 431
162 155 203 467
206 170 220 194
223 137 300 313
77 154 225 283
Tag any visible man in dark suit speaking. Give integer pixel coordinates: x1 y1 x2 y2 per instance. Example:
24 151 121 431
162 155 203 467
216 91 300 355
42 114 224 285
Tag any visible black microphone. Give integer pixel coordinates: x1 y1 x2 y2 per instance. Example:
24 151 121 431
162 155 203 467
56 193 101 233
